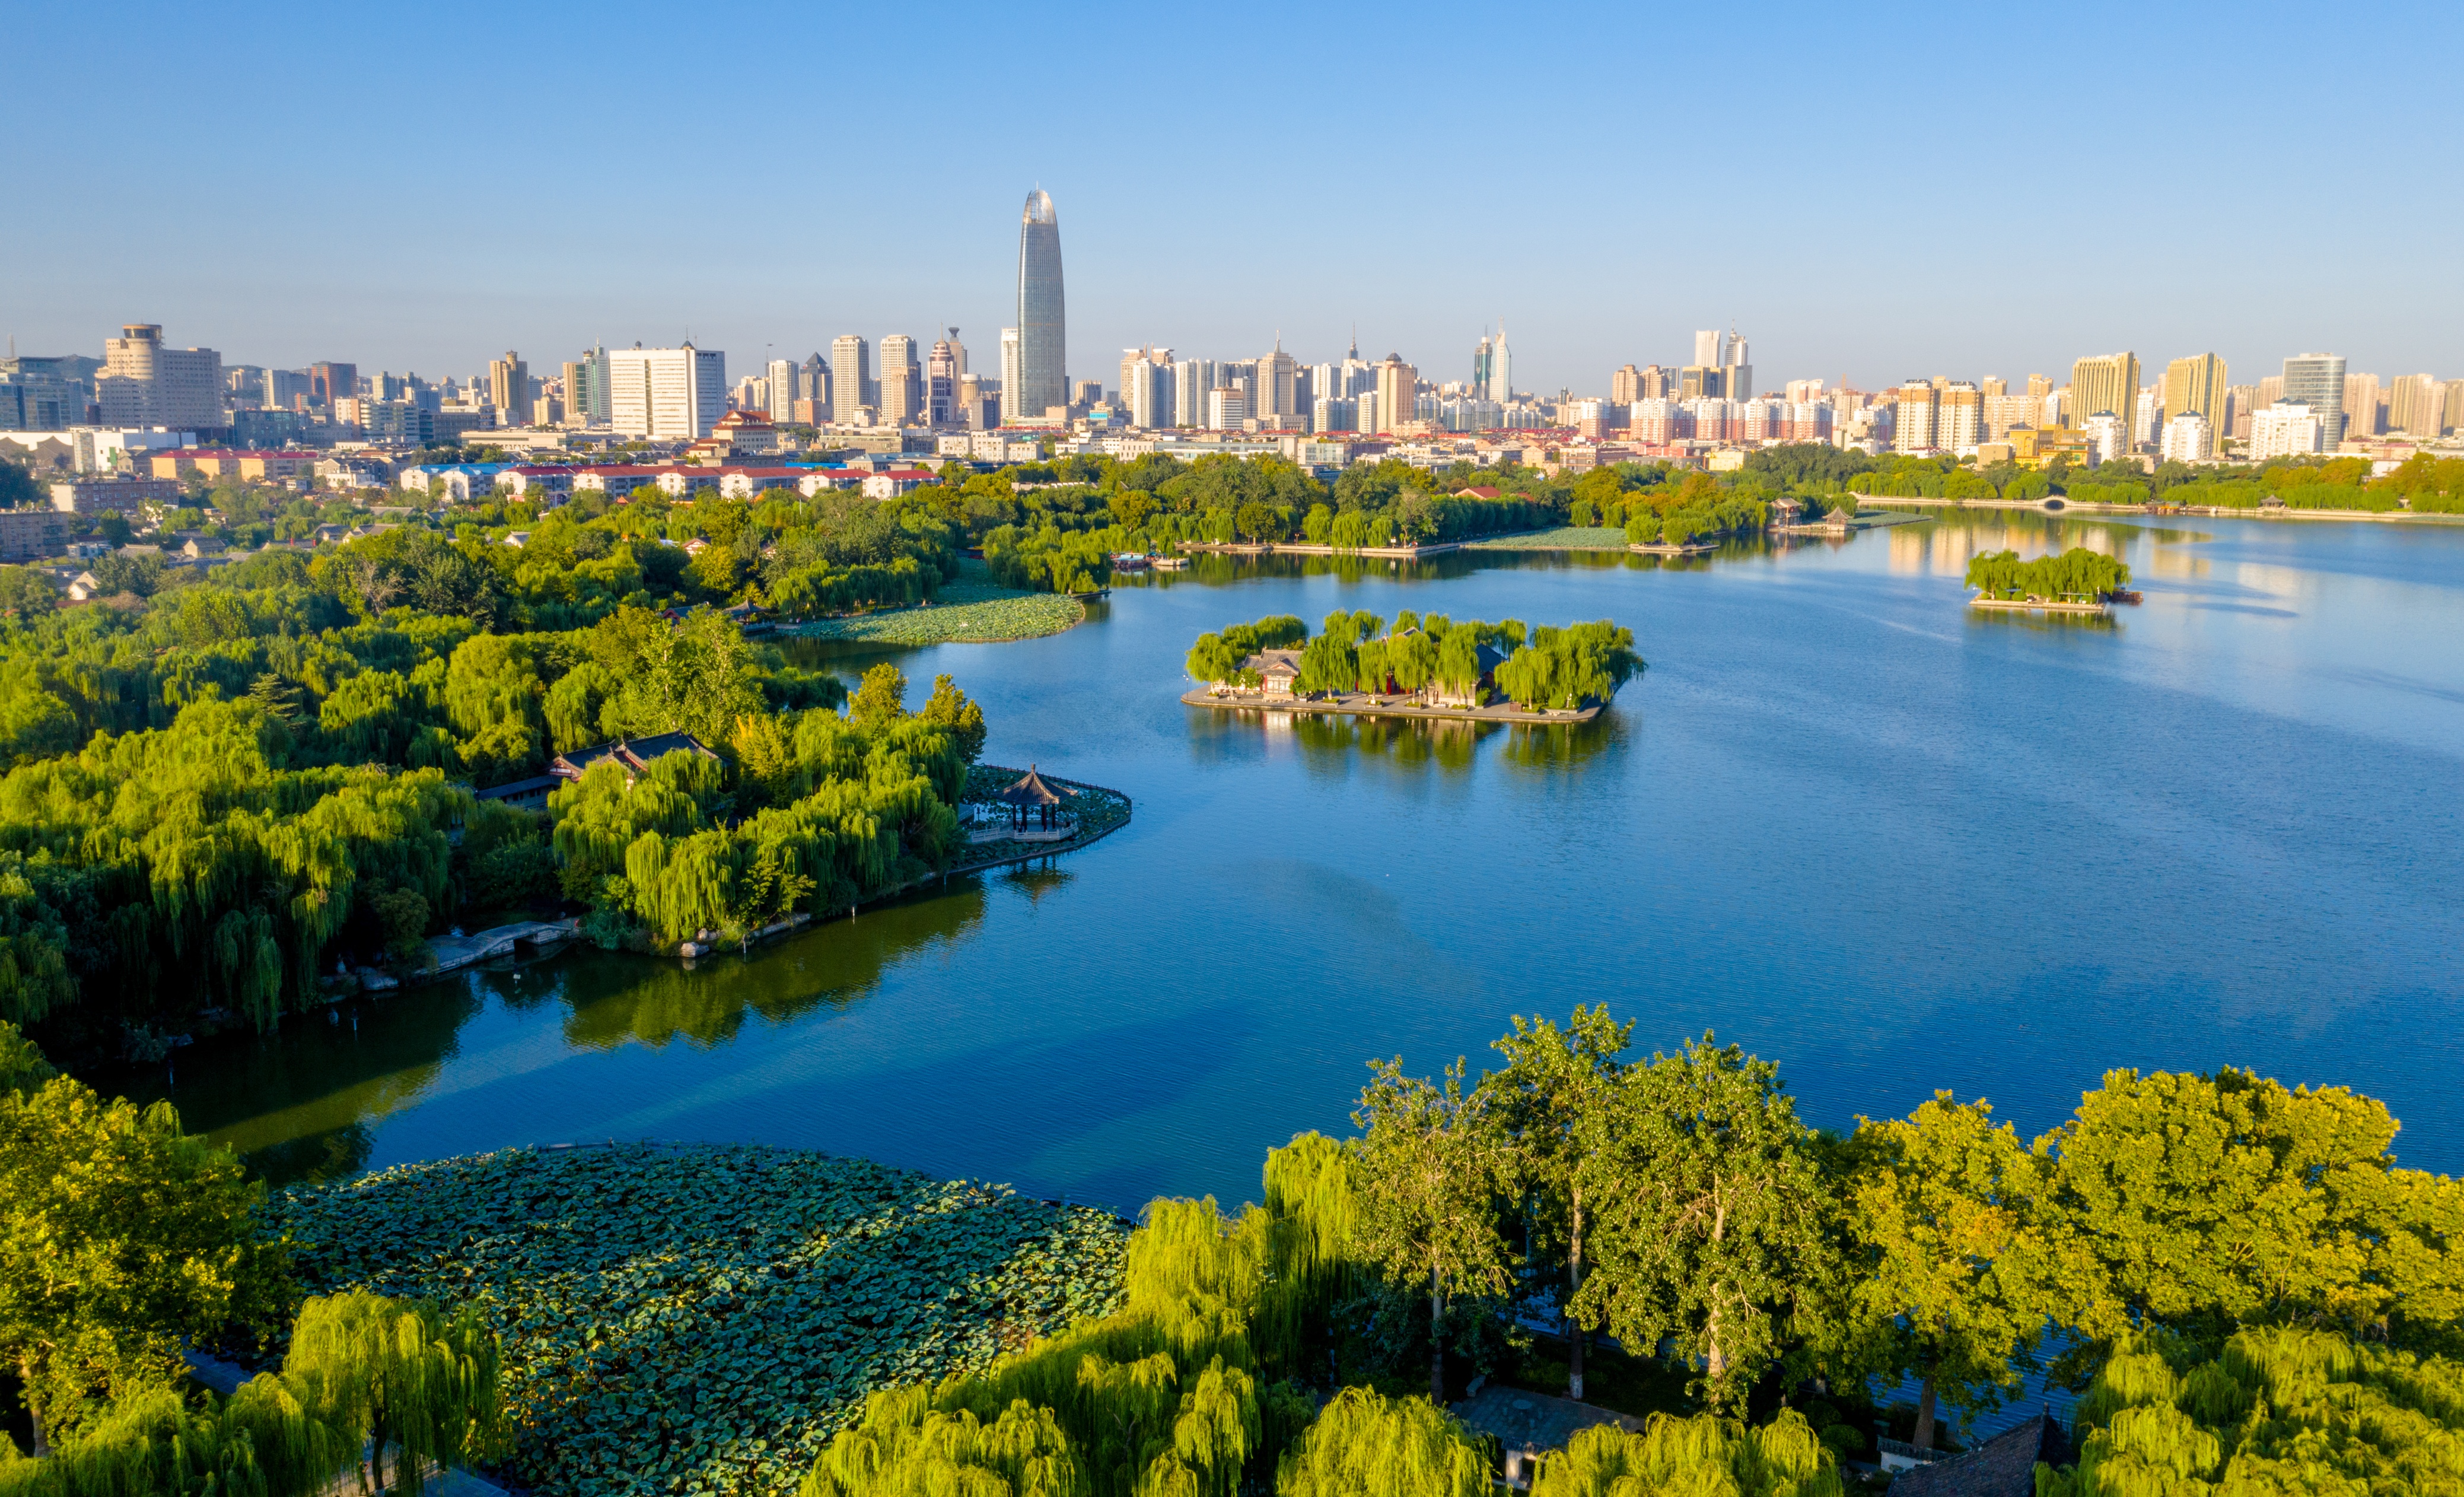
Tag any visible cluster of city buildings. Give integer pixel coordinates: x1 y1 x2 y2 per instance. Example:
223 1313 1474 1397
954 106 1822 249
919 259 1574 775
7 186 2460 512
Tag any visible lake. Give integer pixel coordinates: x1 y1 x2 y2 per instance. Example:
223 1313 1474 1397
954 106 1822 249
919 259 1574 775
125 509 2464 1206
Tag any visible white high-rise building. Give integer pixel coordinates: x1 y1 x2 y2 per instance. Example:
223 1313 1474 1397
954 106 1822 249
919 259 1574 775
1490 323 1512 404
2083 412 2126 466
832 335 871 425
2134 387 2162 450
1208 387 1249 428
879 335 921 425
2249 403 2322 460
1693 329 1724 368
607 344 726 438
1122 352 1170 429
999 329 1023 424
766 358 799 422
2280 354 2347 449
2159 412 2213 463
98 323 224 430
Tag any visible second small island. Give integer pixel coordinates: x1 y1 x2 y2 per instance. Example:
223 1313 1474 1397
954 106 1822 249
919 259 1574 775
1183 610 1642 722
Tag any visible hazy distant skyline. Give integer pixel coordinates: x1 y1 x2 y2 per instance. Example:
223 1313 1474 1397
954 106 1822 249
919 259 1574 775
7 1 2458 395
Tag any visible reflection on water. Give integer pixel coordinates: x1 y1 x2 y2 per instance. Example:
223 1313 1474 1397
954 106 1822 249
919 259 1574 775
120 880 992 1185
111 986 483 1186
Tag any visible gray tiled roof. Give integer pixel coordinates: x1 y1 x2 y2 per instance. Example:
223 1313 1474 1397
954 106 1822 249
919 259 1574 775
1889 1414 2073 1497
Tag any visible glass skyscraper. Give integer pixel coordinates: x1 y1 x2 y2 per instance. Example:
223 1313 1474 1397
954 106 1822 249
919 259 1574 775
2281 353 2348 449
1014 190 1067 422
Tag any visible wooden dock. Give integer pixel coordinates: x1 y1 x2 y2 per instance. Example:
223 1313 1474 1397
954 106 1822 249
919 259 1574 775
1182 688 1602 724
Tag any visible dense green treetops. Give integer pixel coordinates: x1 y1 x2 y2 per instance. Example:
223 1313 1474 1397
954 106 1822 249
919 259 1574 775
1188 612 1640 711
0 497 1002 1041
2 1012 2457 1492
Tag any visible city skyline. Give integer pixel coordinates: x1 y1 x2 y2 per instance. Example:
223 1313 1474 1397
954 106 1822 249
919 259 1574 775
5 1 2457 391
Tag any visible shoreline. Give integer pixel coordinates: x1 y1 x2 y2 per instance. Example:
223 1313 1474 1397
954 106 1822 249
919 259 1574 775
1854 495 2464 524
1182 686 1604 724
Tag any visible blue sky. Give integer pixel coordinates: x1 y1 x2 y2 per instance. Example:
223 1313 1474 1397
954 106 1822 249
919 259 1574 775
5 0 2457 395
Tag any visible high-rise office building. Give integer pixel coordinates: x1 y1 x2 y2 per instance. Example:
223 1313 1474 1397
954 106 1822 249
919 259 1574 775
97 323 225 430
2281 354 2347 448
1490 324 1511 404
1014 190 1067 422
1208 387 1249 428
1374 354 1417 435
999 329 1023 423
1255 339 1298 421
308 361 355 412
1723 329 1752 402
488 352 528 424
832 335 871 424
1472 335 1493 402
767 358 800 422
2161 354 2227 434
880 335 921 425
1693 329 1724 367
928 333 963 426
801 353 829 419
1894 381 1938 453
2071 352 2143 447
2342 373 2381 439
1171 360 1215 429
607 344 725 438
2389 374 2446 438
1679 366 1724 401
564 345 612 425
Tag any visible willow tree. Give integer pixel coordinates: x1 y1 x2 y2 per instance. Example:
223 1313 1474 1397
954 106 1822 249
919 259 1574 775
1486 1006 1630 1400
1574 1034 1829 1414
1350 1057 1517 1403
282 1292 505 1497
802 1386 1082 1497
1531 1409 1841 1497
1273 1387 1488 1497
2038 1326 2464 1496
1259 1133 1357 1374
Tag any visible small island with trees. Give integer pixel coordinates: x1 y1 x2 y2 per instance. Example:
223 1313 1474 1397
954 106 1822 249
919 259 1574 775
1964 547 2134 614
1183 611 1642 722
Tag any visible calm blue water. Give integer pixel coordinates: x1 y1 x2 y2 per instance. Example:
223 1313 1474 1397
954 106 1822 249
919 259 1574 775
132 511 2464 1205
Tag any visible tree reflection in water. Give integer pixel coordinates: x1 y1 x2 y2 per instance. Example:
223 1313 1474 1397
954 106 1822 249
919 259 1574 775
112 882 993 1185
556 883 988 1050
112 985 485 1187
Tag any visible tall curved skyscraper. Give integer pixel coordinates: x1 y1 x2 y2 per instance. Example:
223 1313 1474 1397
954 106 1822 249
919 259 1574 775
1014 190 1066 422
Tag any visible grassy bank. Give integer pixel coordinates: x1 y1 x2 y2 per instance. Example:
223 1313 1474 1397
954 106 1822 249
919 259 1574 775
780 562 1084 646
263 1144 1131 1497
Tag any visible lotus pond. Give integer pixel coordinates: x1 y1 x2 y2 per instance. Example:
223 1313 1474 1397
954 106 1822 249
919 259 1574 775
263 1143 1132 1497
